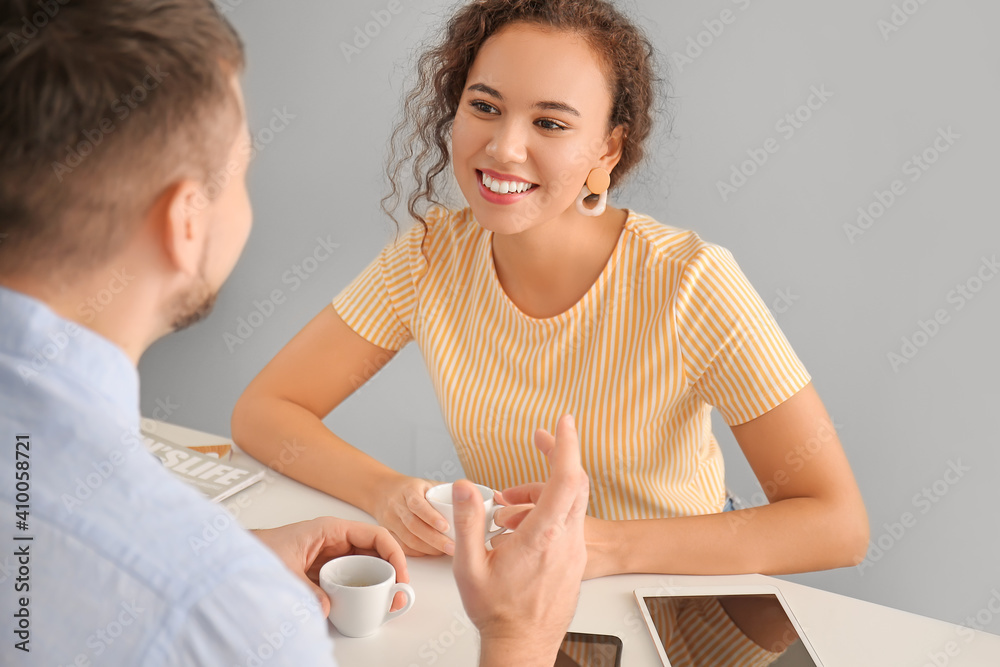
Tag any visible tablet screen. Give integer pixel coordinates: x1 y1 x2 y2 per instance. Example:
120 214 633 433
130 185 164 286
554 631 623 667
639 593 820 666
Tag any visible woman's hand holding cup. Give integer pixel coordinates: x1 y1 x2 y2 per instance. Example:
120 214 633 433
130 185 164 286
425 482 506 543
371 474 454 556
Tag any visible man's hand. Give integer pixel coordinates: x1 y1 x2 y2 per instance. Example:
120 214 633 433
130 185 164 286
494 506 618 580
452 415 590 667
253 517 408 617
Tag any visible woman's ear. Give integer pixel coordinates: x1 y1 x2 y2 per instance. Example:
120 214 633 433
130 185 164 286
600 125 627 173
160 180 208 277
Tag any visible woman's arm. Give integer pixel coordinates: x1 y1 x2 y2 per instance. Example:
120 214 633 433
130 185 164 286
231 305 453 556
501 383 870 577
590 382 868 576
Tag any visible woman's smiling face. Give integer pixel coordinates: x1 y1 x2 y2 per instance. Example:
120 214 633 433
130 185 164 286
451 23 624 235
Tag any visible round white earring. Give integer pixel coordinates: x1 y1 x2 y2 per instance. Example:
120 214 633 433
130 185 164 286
576 167 611 217
576 187 607 217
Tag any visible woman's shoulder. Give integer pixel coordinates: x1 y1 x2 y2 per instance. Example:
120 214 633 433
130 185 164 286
424 204 475 228
408 204 482 244
624 210 729 267
386 204 480 252
385 205 482 280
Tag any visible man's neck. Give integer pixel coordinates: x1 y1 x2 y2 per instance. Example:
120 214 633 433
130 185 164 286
0 266 161 366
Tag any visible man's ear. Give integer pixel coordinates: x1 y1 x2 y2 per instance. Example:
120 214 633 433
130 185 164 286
599 125 627 173
160 180 207 277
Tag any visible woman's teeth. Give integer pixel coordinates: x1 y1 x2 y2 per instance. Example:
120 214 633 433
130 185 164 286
481 172 533 194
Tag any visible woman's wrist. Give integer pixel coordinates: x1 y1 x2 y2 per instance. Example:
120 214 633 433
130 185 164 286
360 469 403 516
585 517 629 578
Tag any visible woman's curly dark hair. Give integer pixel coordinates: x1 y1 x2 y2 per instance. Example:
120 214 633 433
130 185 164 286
382 0 660 230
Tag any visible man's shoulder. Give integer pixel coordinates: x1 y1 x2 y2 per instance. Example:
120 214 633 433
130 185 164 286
0 429 330 665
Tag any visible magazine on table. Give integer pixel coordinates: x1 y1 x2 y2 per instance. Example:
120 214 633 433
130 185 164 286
141 427 266 502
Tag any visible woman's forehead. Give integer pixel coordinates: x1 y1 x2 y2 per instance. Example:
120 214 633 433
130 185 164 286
467 24 613 115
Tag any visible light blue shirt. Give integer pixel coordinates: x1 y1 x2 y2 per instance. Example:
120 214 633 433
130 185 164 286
0 287 336 666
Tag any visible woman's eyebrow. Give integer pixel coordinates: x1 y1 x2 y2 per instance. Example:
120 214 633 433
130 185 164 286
466 83 581 117
467 82 503 99
534 100 580 117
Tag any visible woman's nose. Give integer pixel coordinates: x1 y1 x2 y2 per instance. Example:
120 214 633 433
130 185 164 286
485 121 528 164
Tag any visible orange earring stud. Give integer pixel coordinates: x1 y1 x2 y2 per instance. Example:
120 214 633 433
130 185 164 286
576 167 611 217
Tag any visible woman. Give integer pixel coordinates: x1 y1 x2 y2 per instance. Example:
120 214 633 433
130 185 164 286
232 0 868 581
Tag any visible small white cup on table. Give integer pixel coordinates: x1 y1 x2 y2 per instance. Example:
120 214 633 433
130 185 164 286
319 555 415 638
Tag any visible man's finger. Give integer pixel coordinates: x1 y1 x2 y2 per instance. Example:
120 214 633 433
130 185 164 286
520 415 586 532
534 427 556 457
369 526 410 583
304 577 331 618
550 415 583 479
489 531 513 549
497 482 545 506
451 479 487 581
494 505 532 531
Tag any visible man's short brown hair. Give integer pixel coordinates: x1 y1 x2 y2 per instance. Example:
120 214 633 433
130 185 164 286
0 0 245 278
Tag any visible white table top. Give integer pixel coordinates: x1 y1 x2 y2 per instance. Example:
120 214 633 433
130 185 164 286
148 419 1000 666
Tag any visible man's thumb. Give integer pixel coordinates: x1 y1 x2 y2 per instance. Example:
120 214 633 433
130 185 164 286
452 480 486 572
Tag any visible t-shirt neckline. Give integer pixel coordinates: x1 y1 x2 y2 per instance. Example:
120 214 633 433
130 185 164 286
482 209 635 324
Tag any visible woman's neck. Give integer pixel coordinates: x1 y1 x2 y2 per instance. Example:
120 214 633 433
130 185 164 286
491 205 628 319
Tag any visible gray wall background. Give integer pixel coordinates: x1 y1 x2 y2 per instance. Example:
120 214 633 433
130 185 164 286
139 0 1000 633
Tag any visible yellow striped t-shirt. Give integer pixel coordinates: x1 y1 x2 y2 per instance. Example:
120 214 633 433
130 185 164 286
332 206 810 520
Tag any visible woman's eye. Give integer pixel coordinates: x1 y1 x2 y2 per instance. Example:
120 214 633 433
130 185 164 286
470 101 498 115
537 119 566 131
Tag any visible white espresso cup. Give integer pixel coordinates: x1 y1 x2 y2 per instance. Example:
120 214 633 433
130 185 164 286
425 482 506 542
318 555 415 638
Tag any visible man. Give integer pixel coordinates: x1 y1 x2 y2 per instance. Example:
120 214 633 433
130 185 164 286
0 1 589 665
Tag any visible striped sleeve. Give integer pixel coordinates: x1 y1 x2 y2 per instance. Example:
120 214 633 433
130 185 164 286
673 244 810 425
331 216 433 352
